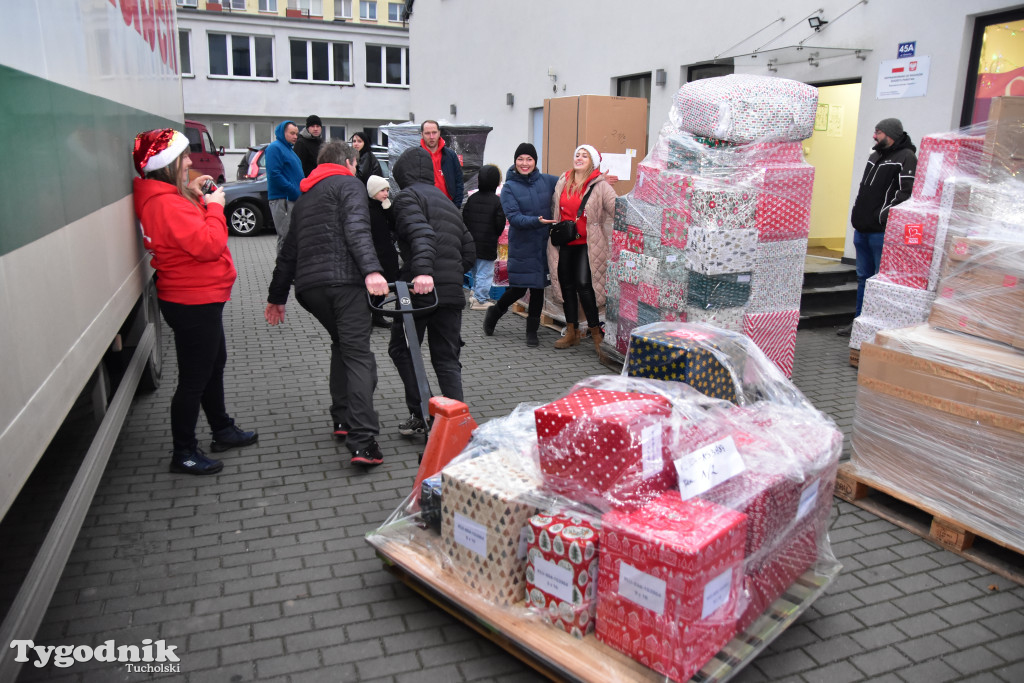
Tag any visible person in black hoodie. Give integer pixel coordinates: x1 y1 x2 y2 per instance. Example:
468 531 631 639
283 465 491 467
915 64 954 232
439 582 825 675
462 164 506 310
839 118 917 337
264 141 389 467
350 131 382 184
388 147 475 436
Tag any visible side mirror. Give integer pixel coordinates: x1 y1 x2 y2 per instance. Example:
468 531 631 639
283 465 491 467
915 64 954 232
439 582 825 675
217 146 226 156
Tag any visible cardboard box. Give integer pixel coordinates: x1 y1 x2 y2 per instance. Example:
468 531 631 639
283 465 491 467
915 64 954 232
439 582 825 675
543 95 649 195
982 96 1024 178
930 263 1024 348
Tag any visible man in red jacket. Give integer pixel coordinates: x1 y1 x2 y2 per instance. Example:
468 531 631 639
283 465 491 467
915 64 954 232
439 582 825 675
419 120 464 207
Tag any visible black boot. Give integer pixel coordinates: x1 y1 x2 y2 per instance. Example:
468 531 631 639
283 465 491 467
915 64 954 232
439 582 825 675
372 312 392 329
525 317 540 347
483 305 502 336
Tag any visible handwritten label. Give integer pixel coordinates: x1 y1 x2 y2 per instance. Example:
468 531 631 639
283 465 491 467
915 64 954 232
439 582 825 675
618 562 666 615
701 568 733 619
666 254 678 262
641 424 663 479
533 557 574 602
904 223 923 246
518 526 529 559
675 436 746 500
796 479 820 520
453 513 487 557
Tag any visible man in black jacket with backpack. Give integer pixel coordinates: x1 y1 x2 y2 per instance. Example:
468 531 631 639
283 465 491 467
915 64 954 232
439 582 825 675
388 147 475 436
838 118 917 337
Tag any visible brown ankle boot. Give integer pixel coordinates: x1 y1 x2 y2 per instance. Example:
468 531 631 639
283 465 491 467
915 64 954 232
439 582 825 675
590 324 605 360
554 323 580 349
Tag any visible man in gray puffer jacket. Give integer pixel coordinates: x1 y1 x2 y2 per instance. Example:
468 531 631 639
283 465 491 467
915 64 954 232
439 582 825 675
265 141 389 467
388 147 475 436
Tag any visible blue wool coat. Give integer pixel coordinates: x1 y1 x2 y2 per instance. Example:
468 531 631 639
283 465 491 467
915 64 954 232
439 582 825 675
499 166 558 289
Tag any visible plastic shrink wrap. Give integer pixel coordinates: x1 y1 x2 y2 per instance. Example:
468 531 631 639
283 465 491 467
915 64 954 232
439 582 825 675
605 74 817 377
367 323 841 681
380 121 492 206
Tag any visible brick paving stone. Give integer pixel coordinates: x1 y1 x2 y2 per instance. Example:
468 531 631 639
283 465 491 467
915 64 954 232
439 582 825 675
16 234 1024 683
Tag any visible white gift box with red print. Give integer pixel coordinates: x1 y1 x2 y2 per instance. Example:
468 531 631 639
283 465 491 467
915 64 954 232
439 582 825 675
524 512 601 638
596 493 747 682
683 226 759 276
534 387 677 510
913 133 985 204
742 310 799 377
749 239 807 313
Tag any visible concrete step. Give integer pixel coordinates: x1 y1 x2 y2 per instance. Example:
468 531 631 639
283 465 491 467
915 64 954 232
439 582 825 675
799 256 857 328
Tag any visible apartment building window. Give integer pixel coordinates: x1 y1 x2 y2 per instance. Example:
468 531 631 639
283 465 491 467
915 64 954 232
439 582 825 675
290 39 351 83
388 2 403 22
208 33 274 79
360 1 376 20
335 0 352 18
179 30 192 76
259 0 278 11
225 0 246 9
365 45 408 86
288 0 323 15
177 0 198 7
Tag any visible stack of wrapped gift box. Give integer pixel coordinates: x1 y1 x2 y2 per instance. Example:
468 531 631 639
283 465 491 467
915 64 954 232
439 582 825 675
370 323 842 680
606 74 819 377
849 131 985 351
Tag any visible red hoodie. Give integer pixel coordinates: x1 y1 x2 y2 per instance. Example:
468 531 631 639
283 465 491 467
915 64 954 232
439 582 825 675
558 168 603 246
132 178 236 305
299 162 354 193
420 137 452 199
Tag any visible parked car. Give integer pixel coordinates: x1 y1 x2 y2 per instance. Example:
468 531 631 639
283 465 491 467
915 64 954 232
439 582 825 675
223 146 389 237
184 119 226 183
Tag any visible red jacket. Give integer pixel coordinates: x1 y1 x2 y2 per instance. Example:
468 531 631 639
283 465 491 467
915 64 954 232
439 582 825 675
132 178 236 305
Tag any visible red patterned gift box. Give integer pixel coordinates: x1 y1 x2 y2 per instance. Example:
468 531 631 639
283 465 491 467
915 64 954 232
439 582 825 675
596 494 747 682
913 133 984 203
639 282 660 307
618 281 640 320
615 317 637 354
742 310 799 377
701 467 800 559
534 388 677 510
661 207 689 249
737 523 818 632
524 512 600 638
626 225 645 254
879 243 932 290
884 203 941 251
634 165 695 207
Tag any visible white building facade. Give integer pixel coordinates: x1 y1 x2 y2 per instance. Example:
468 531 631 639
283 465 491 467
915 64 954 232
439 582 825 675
401 0 1023 255
177 3 410 170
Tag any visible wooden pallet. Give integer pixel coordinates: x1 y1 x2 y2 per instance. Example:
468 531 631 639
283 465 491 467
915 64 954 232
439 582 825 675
369 528 834 683
835 462 1024 584
849 347 859 368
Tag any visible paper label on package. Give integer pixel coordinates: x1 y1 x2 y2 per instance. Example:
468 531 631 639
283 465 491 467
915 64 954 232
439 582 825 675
453 513 487 557
533 557 574 603
675 436 746 500
796 478 820 521
601 153 633 181
641 424 663 479
666 254 678 262
518 526 529 559
618 562 667 615
701 567 734 619
921 151 944 197
737 274 751 283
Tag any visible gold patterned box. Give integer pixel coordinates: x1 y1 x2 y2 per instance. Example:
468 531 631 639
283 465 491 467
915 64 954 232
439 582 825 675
441 451 544 605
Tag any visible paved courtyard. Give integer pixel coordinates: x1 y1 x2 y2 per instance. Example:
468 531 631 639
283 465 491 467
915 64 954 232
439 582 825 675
18 234 1024 682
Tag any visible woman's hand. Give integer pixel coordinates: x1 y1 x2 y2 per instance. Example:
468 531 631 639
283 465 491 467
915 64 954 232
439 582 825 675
205 185 226 207
187 174 212 196
264 303 286 325
539 217 557 224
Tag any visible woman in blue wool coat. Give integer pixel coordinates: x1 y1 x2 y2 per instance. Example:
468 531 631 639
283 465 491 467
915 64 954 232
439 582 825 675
483 143 557 347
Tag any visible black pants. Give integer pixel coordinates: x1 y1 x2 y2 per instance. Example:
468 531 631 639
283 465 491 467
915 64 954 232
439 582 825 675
495 286 545 319
159 300 232 451
557 243 600 327
388 305 464 416
296 285 379 450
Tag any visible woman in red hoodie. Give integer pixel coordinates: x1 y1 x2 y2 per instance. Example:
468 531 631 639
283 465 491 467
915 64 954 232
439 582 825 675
132 129 257 475
548 144 617 356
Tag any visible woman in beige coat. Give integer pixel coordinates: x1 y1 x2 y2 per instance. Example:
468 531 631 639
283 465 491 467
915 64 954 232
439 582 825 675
547 144 616 355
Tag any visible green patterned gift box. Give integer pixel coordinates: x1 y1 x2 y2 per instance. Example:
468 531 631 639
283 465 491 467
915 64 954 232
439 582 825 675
626 327 741 402
686 270 752 310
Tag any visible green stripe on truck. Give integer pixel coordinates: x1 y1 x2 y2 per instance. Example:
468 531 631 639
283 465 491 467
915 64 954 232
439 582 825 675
0 65 179 257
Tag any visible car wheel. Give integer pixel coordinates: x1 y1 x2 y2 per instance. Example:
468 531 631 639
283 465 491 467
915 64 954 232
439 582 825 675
228 201 263 236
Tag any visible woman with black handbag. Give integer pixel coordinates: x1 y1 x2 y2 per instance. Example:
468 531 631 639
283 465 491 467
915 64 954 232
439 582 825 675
548 144 616 356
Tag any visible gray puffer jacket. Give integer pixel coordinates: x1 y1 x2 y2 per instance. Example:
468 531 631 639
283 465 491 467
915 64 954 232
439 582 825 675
267 166 381 304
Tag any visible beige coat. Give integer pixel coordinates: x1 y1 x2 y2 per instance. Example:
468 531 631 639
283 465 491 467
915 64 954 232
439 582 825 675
546 172 617 311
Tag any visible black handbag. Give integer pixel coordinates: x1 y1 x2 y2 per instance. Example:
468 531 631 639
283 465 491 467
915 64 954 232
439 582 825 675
549 184 596 247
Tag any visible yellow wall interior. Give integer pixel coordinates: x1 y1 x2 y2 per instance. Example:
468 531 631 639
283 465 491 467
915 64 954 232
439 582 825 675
803 82 861 252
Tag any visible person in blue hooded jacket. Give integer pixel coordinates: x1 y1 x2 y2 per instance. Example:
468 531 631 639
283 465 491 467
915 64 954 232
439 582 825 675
482 143 557 347
265 120 304 252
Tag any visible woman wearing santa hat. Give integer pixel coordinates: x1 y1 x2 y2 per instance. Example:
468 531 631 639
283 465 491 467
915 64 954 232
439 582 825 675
547 144 616 357
132 128 258 475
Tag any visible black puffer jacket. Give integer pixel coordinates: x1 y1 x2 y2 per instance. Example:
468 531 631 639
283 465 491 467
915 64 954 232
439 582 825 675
355 149 383 185
267 166 381 304
851 133 918 233
462 192 505 261
293 128 323 178
392 147 475 308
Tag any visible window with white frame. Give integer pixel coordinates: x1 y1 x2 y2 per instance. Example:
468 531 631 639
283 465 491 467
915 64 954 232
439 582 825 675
290 39 351 83
334 0 352 18
224 0 246 9
288 0 323 15
179 30 192 75
360 1 376 20
388 2 403 22
365 44 408 86
208 33 274 79
259 0 278 11
177 0 197 7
